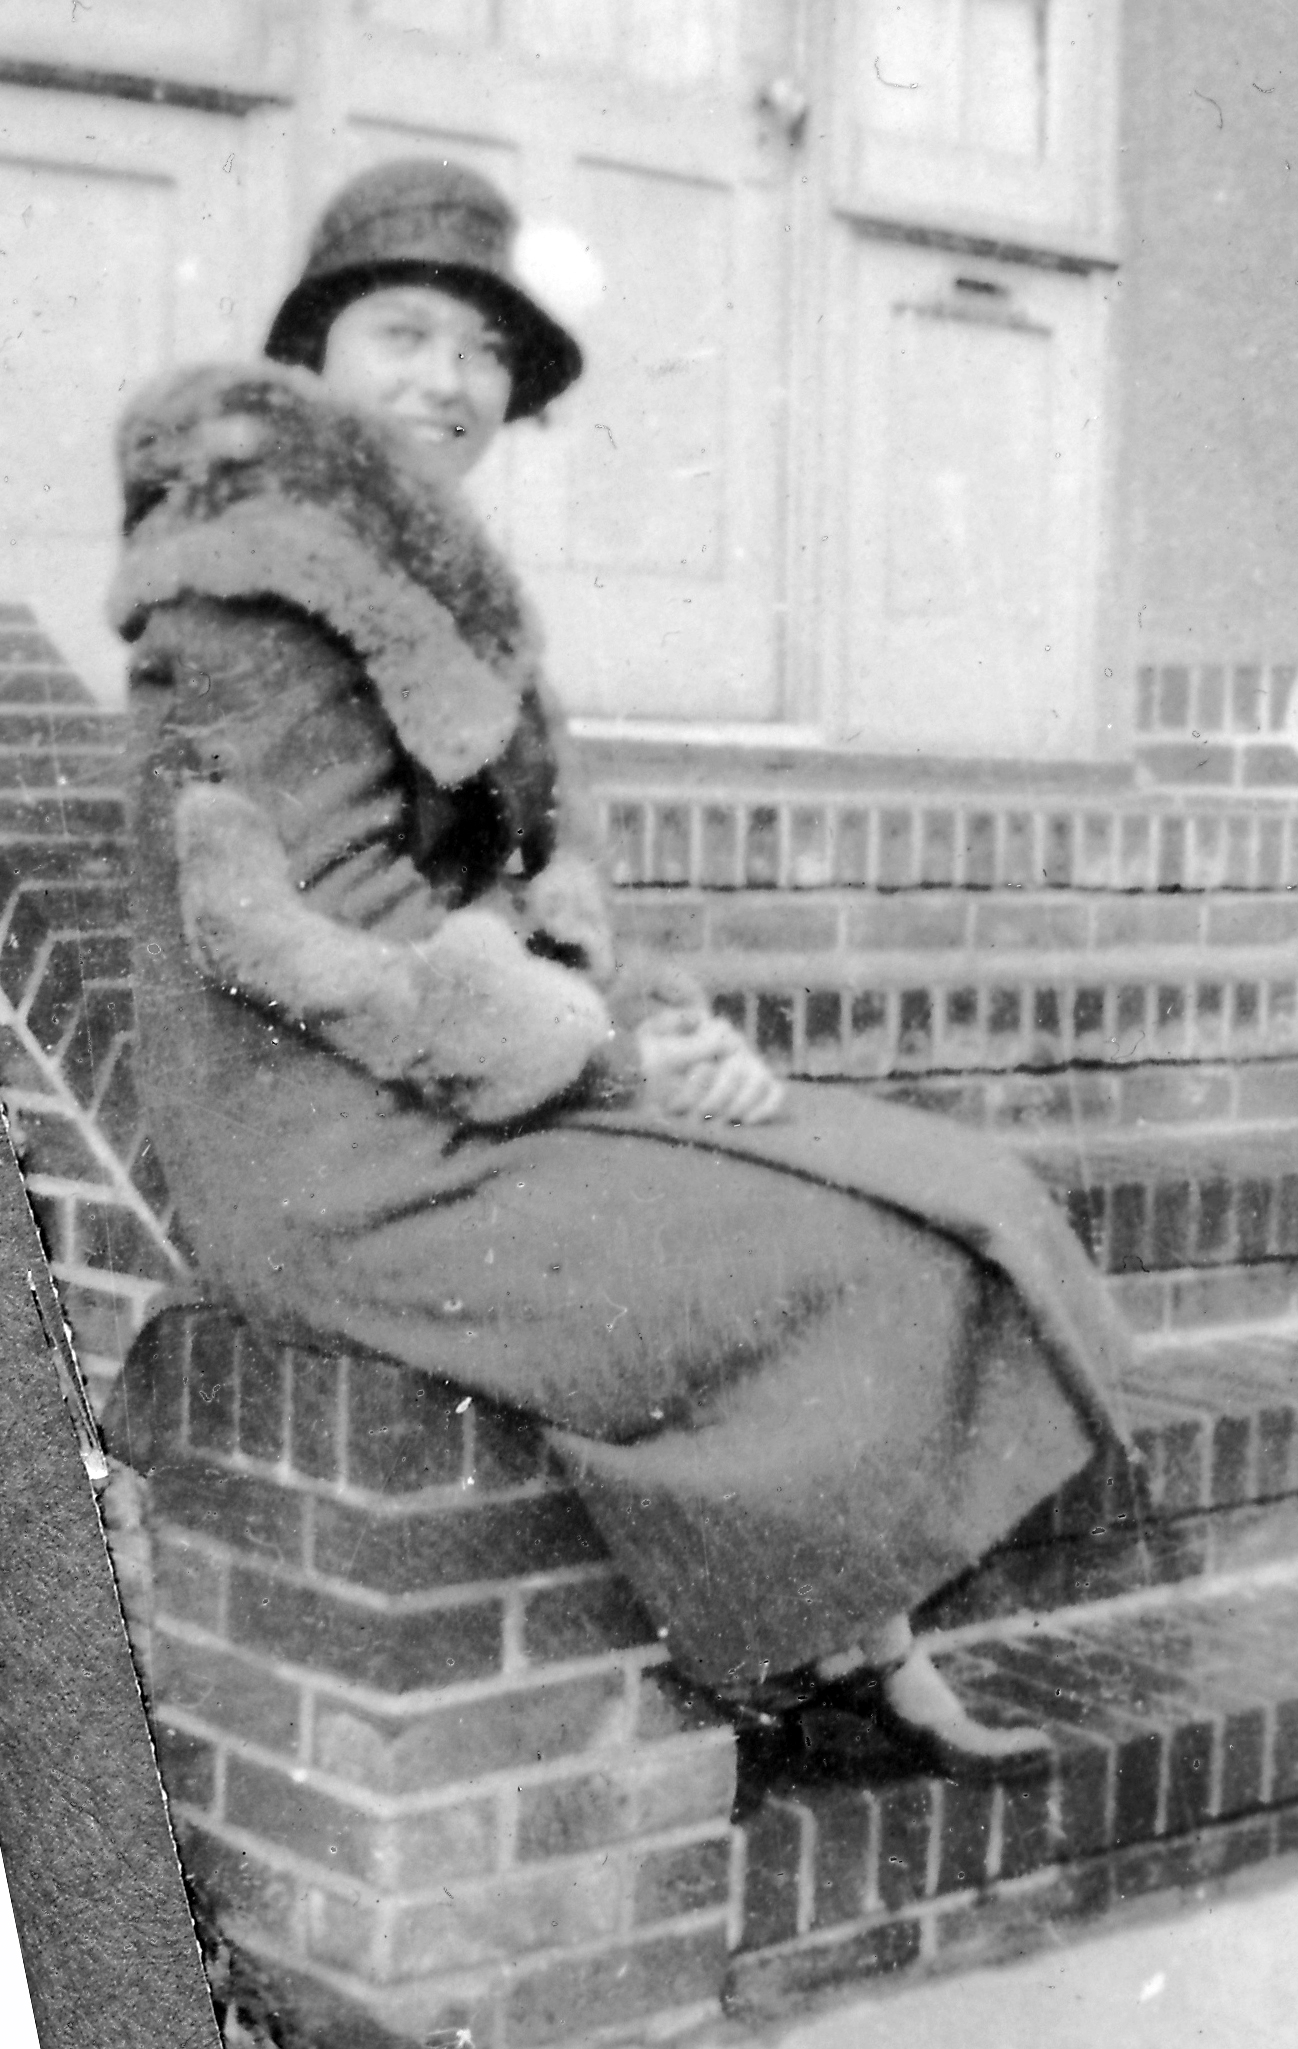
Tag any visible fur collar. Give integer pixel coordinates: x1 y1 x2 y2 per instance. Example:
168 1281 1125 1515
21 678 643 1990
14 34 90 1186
110 361 541 785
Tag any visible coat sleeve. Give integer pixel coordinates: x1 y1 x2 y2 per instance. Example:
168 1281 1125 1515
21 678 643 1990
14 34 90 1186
517 674 711 1030
176 779 615 1126
148 601 617 1127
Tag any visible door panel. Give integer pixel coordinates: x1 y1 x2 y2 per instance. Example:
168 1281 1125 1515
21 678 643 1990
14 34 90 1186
0 89 250 699
836 236 1105 756
1 0 264 84
0 2 1118 751
367 0 743 91
565 161 730 578
838 0 1114 243
340 16 792 723
534 157 786 721
884 310 1051 625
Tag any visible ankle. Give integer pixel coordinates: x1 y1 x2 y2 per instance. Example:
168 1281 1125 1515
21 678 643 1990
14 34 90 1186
815 1645 870 1682
815 1615 914 1684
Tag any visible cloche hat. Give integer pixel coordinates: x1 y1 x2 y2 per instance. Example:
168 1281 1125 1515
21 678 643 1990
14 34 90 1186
263 159 583 420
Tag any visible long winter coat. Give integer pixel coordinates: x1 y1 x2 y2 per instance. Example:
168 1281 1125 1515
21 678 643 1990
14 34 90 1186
112 362 1133 1690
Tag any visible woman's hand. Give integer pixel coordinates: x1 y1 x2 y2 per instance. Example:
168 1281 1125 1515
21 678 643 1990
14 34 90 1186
636 1008 785 1126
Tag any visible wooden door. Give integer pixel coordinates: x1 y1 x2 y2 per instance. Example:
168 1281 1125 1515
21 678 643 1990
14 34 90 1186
0 0 1123 752
795 0 1120 754
0 84 258 698
831 237 1108 756
327 0 799 725
839 0 1115 241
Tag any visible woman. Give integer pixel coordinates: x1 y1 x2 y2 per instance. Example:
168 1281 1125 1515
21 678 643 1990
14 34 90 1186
112 159 1133 1778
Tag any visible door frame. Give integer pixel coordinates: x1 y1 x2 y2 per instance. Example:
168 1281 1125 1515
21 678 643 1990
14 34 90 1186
782 0 1124 754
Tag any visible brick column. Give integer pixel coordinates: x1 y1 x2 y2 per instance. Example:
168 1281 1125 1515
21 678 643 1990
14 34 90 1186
120 1308 737 2049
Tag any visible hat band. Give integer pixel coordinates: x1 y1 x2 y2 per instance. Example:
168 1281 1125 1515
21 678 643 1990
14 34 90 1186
305 201 510 281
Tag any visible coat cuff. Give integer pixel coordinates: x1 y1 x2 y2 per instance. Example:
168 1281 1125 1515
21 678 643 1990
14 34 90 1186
175 780 613 1124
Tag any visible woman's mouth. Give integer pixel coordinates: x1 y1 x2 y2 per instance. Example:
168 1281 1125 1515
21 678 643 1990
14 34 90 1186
404 418 466 443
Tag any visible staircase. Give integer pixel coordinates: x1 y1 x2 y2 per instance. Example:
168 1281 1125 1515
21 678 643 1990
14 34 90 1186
7 617 1298 2041
589 724 1298 2025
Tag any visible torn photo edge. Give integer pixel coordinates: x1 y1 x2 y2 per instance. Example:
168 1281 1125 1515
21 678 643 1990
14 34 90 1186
0 1120 221 2049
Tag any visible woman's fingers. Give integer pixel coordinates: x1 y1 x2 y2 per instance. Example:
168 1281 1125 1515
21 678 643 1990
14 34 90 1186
642 1045 733 1117
740 1070 786 1124
683 1047 785 1125
636 1014 784 1125
661 1054 728 1115
691 1053 754 1119
638 1014 740 1075
718 1058 785 1125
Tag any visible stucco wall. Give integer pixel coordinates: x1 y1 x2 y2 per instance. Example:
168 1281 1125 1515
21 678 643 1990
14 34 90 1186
1105 0 1298 690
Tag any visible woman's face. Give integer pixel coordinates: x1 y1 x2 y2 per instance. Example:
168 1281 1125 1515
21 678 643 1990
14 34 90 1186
320 284 513 480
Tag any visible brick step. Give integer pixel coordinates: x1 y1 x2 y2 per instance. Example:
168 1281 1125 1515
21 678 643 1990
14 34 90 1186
1029 1110 1298 1173
12 658 1298 887
13 697 1298 896
0 611 104 713
616 885 1298 958
0 673 109 710
100 1308 1298 2042
1136 658 1298 790
727 1565 1298 2023
653 934 1298 1078
0 708 125 747
0 754 126 797
878 1098 1298 1287
13 708 1298 896
584 741 1298 893
0 792 126 839
842 1082 1298 1296
1109 1260 1298 1339
870 1059 1298 1137
1030 1125 1298 1281
0 697 128 809
918 1328 1298 1635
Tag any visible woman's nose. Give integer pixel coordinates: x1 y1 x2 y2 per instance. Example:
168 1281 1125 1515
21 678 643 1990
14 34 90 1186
412 336 467 399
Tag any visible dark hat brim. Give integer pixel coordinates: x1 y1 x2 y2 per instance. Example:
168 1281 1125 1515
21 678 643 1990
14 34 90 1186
263 260 582 421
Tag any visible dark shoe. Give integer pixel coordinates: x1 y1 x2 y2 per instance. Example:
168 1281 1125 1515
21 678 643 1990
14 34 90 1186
795 1666 1054 1785
718 1670 819 1733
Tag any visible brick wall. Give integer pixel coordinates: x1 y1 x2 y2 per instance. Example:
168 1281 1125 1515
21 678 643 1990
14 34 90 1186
1136 660 1298 787
1110 0 1298 666
594 725 1298 1082
127 1308 734 2049
0 605 740 2044
600 776 1298 892
0 605 186 1413
729 1579 1298 2023
11 613 1298 2039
